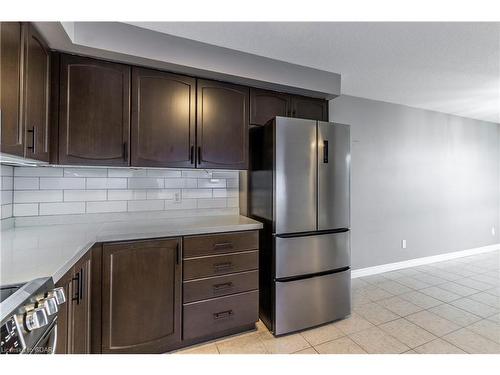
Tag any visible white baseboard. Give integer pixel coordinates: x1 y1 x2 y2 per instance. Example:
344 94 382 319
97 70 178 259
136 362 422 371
351 243 500 279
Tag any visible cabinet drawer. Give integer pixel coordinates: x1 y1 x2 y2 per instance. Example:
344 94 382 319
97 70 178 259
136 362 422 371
183 270 258 303
183 251 258 281
183 231 258 258
183 290 259 340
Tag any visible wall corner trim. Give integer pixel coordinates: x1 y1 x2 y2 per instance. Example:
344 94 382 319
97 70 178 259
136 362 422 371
351 243 500 279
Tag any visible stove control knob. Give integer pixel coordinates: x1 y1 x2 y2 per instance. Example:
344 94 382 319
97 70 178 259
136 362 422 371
25 307 48 331
38 297 58 316
52 287 66 305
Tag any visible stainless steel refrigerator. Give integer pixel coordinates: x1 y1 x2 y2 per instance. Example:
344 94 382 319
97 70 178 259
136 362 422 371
249 116 351 335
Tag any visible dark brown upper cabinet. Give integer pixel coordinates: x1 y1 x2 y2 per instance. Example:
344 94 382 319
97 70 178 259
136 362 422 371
290 95 328 121
197 79 249 169
131 68 195 168
23 24 50 162
250 88 328 126
250 88 290 126
1 22 24 156
58 54 130 166
102 238 182 354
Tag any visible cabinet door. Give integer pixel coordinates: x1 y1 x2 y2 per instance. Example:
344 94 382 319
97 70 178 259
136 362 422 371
197 79 249 169
54 271 72 354
131 68 195 168
59 54 130 166
70 250 92 354
102 238 181 353
0 22 24 156
250 88 290 126
290 95 328 121
23 24 50 162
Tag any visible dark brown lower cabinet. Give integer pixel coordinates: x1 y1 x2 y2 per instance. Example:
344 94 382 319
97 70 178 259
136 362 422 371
56 231 258 354
181 231 259 344
101 238 182 354
55 248 92 354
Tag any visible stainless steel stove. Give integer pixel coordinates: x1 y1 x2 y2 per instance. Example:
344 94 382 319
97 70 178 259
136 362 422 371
1 278 66 354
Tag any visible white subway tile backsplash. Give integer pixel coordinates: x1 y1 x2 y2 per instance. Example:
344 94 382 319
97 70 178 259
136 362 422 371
1 190 13 204
1 176 14 190
146 189 179 200
197 198 227 209
64 190 107 202
147 169 182 178
39 202 85 216
164 178 189 189
181 170 212 178
14 190 63 203
13 203 39 216
86 201 127 213
227 197 239 208
8 166 239 217
128 178 164 189
1 165 14 177
1 167 13 220
14 166 63 177
226 179 239 189
108 168 147 178
197 178 226 188
182 188 212 199
14 177 39 190
40 177 85 190
86 178 127 189
107 190 147 201
164 199 197 210
213 189 239 198
212 171 239 179
1 204 13 219
63 168 108 178
127 200 164 212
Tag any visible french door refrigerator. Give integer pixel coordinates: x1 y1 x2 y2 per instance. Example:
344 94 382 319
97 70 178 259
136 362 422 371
249 116 351 335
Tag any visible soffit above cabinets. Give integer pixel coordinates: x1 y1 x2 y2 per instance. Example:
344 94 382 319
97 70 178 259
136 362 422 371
32 22 341 100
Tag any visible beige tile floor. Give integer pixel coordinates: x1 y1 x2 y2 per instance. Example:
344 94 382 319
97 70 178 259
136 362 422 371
176 250 500 354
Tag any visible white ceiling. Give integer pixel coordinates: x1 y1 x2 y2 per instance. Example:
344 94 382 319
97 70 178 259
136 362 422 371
128 22 500 123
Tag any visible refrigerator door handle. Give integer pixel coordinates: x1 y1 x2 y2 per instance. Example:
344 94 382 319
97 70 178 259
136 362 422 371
323 140 329 163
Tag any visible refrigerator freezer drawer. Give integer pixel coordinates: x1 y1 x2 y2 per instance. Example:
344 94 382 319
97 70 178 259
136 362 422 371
274 270 351 335
275 231 350 279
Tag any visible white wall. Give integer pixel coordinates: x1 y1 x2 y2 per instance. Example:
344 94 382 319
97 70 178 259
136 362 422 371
330 95 500 269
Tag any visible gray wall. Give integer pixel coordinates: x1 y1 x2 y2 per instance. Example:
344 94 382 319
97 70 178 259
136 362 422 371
330 95 500 270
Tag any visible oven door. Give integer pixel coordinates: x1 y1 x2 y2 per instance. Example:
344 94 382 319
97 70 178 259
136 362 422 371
29 320 57 354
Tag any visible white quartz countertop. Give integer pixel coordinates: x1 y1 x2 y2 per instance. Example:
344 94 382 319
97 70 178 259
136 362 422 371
0 215 262 286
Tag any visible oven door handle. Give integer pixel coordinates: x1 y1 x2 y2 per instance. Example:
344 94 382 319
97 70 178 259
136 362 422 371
48 323 57 354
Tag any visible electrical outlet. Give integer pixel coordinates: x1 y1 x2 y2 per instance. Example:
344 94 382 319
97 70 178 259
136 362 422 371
492 227 496 236
174 192 181 203
401 239 407 249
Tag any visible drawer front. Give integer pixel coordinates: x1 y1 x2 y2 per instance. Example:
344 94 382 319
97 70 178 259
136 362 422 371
183 270 258 303
275 269 351 335
183 251 258 281
184 231 258 258
275 231 350 279
183 290 259 340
